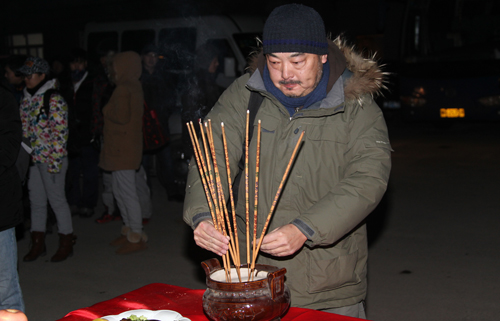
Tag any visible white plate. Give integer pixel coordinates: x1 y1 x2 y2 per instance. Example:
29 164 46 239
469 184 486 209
101 309 190 321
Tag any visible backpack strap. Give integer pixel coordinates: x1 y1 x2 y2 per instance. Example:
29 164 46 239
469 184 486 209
247 91 264 144
237 91 264 172
37 88 58 122
43 89 58 111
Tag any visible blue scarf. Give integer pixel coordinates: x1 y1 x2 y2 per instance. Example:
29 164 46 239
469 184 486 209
263 62 329 116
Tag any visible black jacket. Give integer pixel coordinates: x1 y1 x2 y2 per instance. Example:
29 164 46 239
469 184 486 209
62 73 96 155
0 83 23 232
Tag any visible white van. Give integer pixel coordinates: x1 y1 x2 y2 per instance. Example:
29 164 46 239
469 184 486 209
84 15 264 88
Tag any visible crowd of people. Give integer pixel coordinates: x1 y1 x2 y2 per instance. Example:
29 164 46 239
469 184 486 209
2 3 391 319
1 38 223 313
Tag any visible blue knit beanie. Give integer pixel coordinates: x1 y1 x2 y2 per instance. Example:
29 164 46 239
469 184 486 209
263 4 328 55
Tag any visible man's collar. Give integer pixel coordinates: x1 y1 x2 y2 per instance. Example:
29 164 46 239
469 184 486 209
73 71 88 93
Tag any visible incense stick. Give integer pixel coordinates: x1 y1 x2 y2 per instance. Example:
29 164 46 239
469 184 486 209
245 110 250 275
198 121 224 232
198 120 230 279
251 131 305 272
251 120 261 280
206 121 232 246
187 122 217 227
221 122 241 270
206 121 240 281
205 121 232 280
188 117 305 283
187 121 229 279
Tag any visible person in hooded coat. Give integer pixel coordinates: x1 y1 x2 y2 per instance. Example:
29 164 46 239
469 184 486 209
99 51 148 254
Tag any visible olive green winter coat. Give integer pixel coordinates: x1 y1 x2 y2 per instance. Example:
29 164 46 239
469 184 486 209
183 38 392 310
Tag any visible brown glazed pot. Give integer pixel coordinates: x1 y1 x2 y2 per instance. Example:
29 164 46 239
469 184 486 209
201 258 291 321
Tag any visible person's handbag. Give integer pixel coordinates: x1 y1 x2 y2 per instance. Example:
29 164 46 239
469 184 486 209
143 100 167 151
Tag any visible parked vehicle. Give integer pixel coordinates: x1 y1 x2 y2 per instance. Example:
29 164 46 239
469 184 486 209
398 0 500 123
84 15 264 89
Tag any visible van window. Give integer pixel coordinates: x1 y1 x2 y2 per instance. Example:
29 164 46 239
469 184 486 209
122 29 155 53
87 31 118 63
159 28 196 70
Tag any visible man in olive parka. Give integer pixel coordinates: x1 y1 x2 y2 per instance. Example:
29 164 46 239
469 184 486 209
183 4 391 318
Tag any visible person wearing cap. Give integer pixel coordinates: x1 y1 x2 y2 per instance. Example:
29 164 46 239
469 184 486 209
18 56 75 262
183 4 391 318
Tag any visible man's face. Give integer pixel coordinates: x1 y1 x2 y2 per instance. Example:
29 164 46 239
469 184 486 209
142 52 158 69
266 52 327 98
70 59 87 72
4 66 23 85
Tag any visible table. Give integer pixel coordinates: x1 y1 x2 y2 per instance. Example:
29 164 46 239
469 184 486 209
58 283 362 321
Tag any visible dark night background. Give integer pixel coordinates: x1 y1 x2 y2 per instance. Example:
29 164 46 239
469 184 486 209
3 1 500 321
0 0 405 64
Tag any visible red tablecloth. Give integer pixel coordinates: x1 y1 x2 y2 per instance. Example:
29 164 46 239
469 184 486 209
58 283 362 321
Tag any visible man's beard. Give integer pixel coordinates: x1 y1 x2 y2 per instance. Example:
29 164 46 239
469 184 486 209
279 79 302 98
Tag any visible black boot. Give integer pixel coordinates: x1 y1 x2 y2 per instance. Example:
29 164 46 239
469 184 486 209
51 233 76 262
23 231 46 262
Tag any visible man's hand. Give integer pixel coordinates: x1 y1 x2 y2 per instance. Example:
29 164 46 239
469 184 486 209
259 224 307 257
193 220 230 256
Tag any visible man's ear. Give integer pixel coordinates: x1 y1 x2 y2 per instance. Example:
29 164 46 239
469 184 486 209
320 54 328 64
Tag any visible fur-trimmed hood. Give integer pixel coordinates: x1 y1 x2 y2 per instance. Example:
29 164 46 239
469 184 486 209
247 36 387 106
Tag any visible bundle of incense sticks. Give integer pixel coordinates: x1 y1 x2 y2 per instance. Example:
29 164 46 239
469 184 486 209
186 114 304 282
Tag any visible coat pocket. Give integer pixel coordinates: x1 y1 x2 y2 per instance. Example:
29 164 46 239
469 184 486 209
307 246 361 293
306 122 348 144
